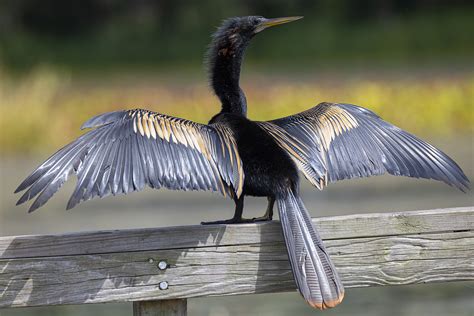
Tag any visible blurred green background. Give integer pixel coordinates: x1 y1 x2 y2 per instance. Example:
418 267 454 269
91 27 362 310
1 0 474 154
0 0 473 315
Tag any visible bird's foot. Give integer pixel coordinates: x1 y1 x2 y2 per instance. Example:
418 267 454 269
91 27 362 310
250 214 273 222
201 217 261 225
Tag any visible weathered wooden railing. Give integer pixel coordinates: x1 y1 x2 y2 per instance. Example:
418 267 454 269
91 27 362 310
1 206 473 315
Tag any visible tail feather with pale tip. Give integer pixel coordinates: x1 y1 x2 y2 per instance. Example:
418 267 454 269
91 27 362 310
277 189 344 309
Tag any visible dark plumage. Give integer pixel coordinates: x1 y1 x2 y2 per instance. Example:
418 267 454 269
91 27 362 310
15 16 469 309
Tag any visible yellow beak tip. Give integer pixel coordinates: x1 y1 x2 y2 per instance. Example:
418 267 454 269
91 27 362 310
256 16 303 32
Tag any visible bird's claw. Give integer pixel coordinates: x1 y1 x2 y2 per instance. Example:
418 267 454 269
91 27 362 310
251 215 272 222
201 217 269 225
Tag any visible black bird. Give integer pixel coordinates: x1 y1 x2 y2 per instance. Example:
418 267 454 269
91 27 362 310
15 16 470 309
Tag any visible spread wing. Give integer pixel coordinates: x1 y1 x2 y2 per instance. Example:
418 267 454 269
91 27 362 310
265 102 470 191
15 109 244 212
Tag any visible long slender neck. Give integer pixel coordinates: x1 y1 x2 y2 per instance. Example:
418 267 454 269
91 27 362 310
209 35 249 116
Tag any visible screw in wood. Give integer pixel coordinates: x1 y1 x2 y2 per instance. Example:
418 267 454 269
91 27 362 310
159 281 169 290
158 260 168 270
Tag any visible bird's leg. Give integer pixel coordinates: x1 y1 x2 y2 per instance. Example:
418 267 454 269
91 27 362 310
252 196 275 222
201 195 252 225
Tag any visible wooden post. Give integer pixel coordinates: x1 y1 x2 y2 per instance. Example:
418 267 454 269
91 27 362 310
133 299 187 316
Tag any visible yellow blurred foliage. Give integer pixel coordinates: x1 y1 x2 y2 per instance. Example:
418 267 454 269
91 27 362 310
1 68 473 154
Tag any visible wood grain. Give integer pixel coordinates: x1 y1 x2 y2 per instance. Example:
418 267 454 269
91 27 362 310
133 299 187 316
0 206 472 308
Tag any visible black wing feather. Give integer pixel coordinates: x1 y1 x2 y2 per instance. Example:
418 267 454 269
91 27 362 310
270 102 470 191
16 110 244 212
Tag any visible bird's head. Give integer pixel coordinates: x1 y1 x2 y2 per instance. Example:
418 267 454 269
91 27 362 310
210 16 303 59
208 16 302 115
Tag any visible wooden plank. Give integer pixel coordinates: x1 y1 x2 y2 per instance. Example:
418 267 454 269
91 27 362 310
133 299 187 316
0 207 473 308
0 206 471 259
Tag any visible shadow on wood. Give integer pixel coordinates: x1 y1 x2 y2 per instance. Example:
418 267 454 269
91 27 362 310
133 299 187 316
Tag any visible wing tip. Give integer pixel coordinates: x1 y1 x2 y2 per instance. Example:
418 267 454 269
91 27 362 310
16 190 33 206
27 197 44 213
15 178 32 194
66 198 77 211
456 180 471 193
28 205 39 213
446 171 471 193
14 185 23 194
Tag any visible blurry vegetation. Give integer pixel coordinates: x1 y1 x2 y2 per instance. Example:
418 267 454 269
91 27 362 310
1 68 472 154
1 0 474 71
0 1 473 155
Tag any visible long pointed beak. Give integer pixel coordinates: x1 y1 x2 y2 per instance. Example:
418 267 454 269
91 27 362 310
255 16 303 33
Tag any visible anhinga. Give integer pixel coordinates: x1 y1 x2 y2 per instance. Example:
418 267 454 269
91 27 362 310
15 16 470 310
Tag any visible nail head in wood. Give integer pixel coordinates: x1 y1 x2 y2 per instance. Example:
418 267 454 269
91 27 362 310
158 260 168 270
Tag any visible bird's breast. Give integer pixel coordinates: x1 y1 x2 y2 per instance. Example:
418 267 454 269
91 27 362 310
212 113 299 196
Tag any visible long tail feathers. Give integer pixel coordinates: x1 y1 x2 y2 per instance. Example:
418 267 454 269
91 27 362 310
277 189 344 309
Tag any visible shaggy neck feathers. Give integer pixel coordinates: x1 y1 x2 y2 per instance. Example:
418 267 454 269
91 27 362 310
207 19 252 116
